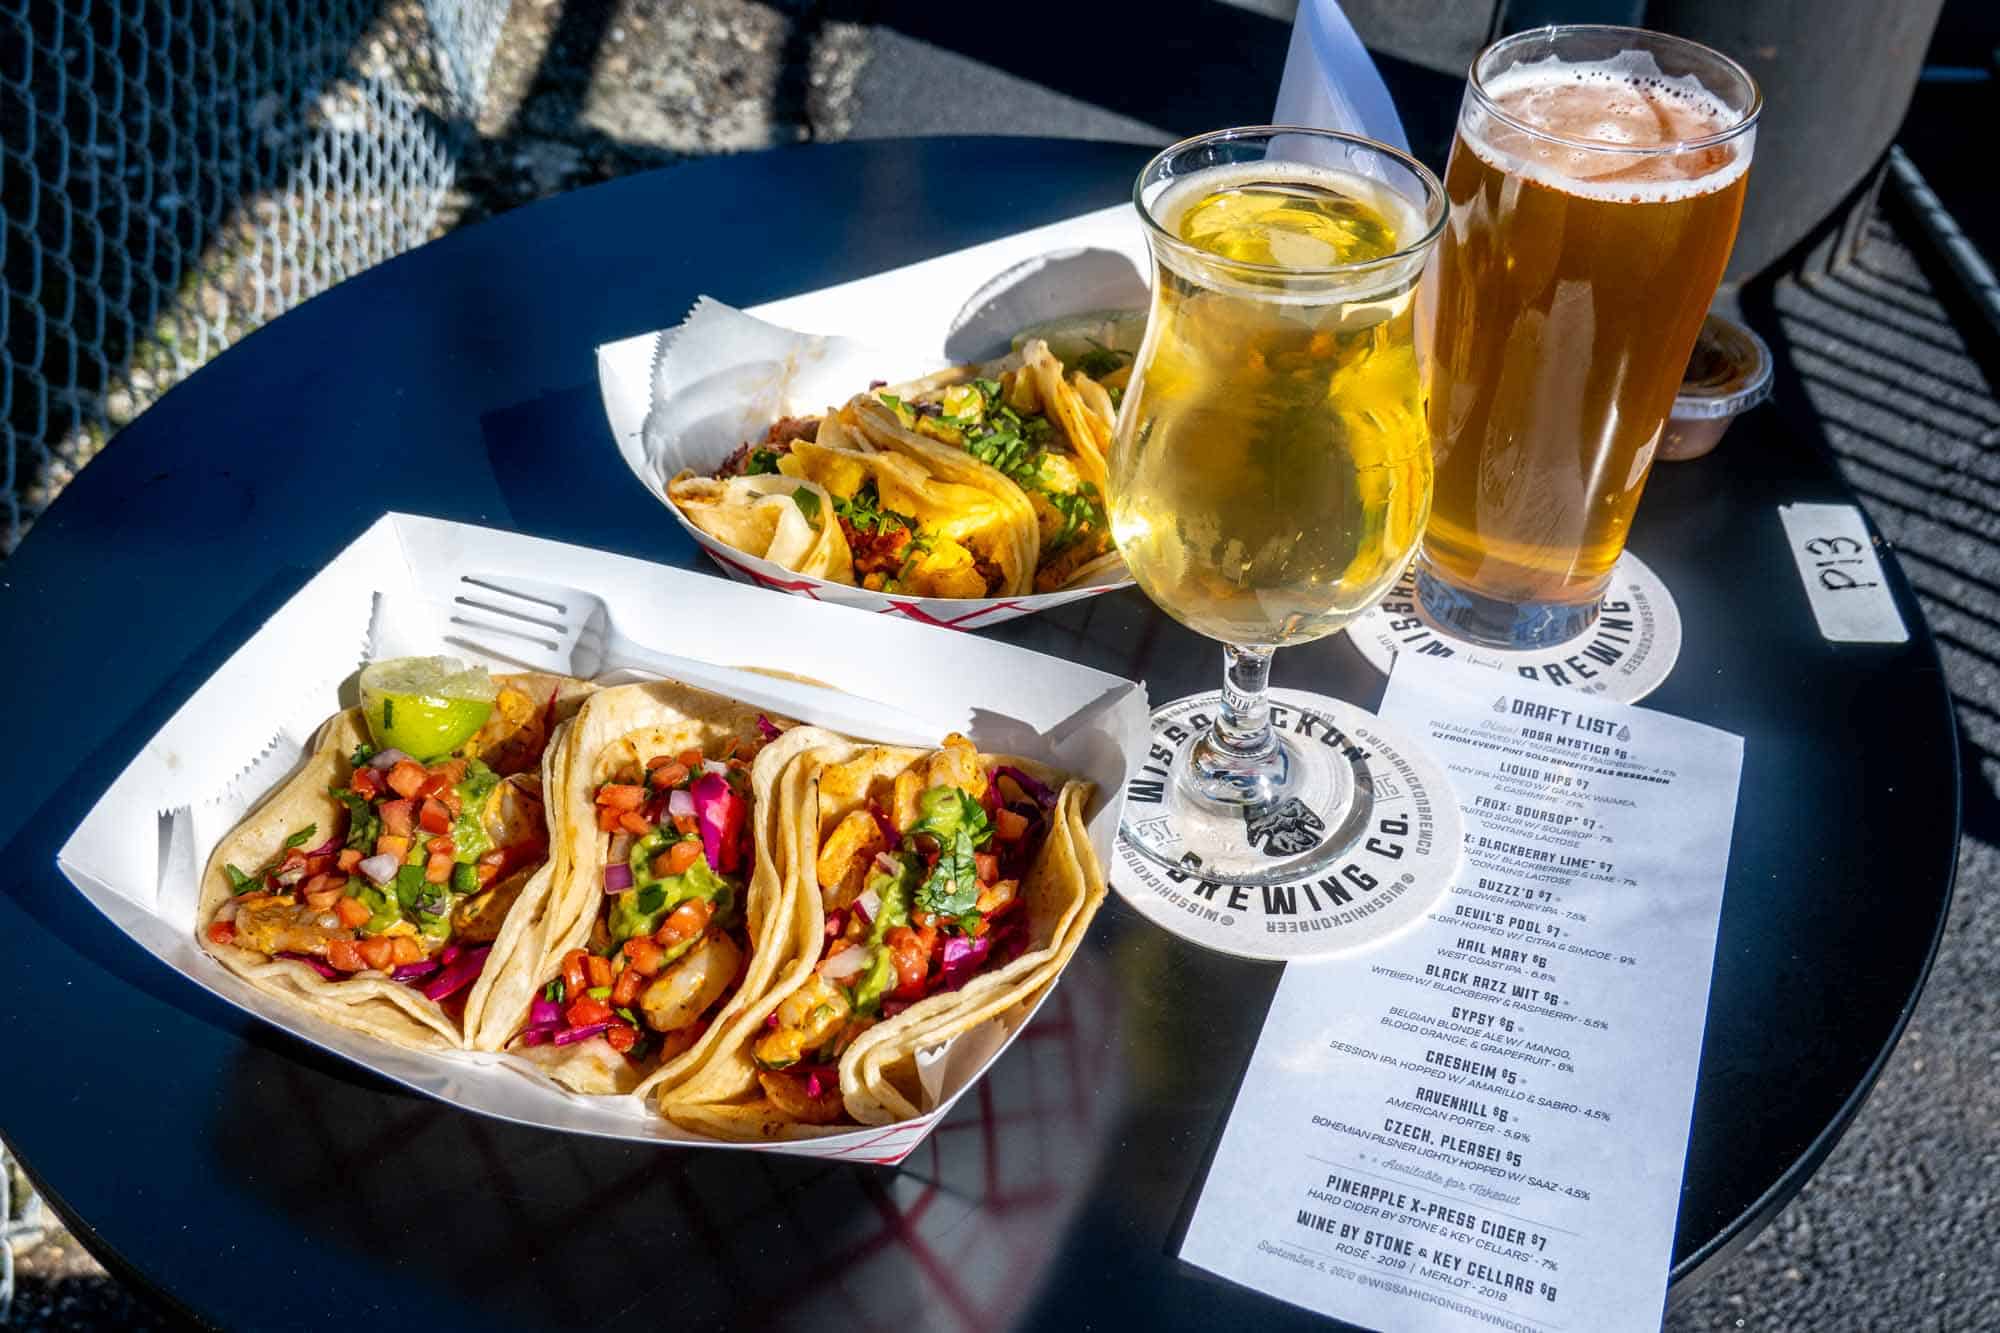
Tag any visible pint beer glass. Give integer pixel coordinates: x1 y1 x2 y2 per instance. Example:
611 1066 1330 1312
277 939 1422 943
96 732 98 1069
1417 26 1760 647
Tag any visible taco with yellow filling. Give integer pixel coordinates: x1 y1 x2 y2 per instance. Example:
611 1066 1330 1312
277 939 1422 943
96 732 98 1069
658 731 1106 1137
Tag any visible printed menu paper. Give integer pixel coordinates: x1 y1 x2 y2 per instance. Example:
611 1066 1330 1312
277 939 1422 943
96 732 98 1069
1181 654 1744 1332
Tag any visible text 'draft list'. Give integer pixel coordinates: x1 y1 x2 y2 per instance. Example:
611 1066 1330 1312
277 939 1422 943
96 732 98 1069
1182 655 1743 1333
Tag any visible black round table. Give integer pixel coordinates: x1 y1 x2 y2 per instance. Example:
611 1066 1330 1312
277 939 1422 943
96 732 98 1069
0 139 1959 1330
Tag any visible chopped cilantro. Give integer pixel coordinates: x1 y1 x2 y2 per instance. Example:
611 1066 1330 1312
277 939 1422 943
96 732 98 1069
331 787 380 851
283 824 317 850
350 743 377 767
916 825 982 918
1075 339 1131 378
911 786 992 848
1040 483 1106 554
833 483 909 535
543 978 565 1004
746 447 782 475
791 487 822 522
224 864 257 895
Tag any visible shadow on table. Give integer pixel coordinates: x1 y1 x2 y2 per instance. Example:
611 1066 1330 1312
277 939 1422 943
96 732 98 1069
202 952 1126 1331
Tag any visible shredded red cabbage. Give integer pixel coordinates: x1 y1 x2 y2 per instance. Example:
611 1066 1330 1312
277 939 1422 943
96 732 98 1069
516 1024 561 1048
529 998 561 1027
939 933 992 991
420 945 490 1001
692 772 745 873
275 950 340 980
305 830 345 858
756 714 782 741
391 961 438 983
441 942 462 967
824 908 847 941
553 1022 608 1047
993 765 1057 810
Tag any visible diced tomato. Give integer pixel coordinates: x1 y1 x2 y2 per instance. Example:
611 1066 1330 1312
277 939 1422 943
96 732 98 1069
974 852 999 885
566 995 613 1028
585 954 613 989
416 771 452 800
596 807 622 833
672 814 700 836
426 835 455 857
654 897 714 949
618 811 652 837
425 852 453 884
356 936 395 971
335 896 372 928
303 852 337 877
379 799 416 838
994 807 1029 841
604 1023 639 1054
622 936 667 976
676 748 704 769
206 920 236 946
655 839 703 878
386 760 427 799
375 833 411 860
885 926 932 999
597 784 646 812
391 936 425 965
649 760 690 789
337 848 363 873
418 798 452 835
325 939 366 972
646 754 673 770
349 767 384 800
612 966 644 1008
477 849 506 885
562 949 590 994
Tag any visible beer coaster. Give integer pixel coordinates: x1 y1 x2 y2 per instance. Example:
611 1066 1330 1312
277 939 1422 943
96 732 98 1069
1113 690 1464 962
1346 552 1681 703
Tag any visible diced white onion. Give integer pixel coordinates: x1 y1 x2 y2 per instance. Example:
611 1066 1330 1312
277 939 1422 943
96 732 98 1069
358 853 400 886
856 887 883 924
701 760 730 777
818 944 871 982
872 853 902 876
668 789 696 819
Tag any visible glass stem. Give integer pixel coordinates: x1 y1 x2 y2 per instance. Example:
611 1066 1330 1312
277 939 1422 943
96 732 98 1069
1212 642 1277 761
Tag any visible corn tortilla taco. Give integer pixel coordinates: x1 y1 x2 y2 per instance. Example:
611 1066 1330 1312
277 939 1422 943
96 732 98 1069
198 670 592 1052
660 732 1104 1137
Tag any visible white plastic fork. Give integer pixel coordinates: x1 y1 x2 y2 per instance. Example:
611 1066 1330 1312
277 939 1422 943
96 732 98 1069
439 573 949 747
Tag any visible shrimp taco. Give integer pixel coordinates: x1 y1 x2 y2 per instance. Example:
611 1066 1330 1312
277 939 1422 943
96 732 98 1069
479 681 820 1098
659 732 1106 1138
199 660 593 1052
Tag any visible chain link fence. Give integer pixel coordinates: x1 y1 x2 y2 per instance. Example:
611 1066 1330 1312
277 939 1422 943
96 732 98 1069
1 0 508 552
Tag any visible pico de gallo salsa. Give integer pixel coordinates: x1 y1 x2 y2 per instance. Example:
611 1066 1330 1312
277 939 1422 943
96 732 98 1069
204 681 561 1008
748 735 1055 1124
514 724 773 1065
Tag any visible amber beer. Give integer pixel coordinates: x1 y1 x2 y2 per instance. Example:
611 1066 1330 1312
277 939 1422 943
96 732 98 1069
1419 28 1760 646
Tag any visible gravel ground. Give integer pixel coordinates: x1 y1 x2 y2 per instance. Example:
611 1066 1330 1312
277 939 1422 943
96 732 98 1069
8 2 1997 1327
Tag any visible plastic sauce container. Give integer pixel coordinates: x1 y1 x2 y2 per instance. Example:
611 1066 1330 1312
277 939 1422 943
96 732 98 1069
1658 313 1774 462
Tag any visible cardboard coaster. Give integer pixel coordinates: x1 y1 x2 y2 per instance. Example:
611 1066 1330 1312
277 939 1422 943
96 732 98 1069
1347 552 1682 703
1113 690 1463 962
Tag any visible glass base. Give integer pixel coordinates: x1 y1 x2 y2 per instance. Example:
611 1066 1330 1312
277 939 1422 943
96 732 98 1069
1413 560 1602 651
1120 691 1376 886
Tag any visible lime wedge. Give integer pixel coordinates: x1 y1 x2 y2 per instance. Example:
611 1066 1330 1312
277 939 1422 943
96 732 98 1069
359 657 496 761
1011 309 1149 376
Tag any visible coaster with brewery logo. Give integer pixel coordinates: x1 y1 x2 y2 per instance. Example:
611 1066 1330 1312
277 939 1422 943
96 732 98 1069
1346 552 1681 703
1113 690 1464 962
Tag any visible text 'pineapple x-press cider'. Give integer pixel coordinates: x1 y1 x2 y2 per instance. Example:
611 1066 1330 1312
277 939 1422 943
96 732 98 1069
1112 160 1437 649
1420 36 1758 644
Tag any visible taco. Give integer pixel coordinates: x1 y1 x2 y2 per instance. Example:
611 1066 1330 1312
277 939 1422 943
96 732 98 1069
659 732 1105 1138
855 338 1125 593
199 665 592 1051
479 681 818 1098
680 338 1126 598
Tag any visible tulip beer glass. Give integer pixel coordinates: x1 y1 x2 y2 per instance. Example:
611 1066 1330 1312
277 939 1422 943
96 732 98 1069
1111 127 1447 884
1417 25 1760 647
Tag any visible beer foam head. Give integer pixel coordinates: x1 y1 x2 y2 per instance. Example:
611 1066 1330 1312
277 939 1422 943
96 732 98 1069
1467 50 1753 203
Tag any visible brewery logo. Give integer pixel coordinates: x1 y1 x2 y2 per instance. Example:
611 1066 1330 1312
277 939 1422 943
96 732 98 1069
1114 690 1465 962
1244 798 1326 856
1346 552 1682 704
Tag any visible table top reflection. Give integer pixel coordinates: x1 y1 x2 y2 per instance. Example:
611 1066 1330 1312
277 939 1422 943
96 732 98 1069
0 138 1958 1331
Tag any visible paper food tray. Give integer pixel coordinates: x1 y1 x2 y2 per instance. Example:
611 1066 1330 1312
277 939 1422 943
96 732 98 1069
597 204 1151 628
58 513 1150 1159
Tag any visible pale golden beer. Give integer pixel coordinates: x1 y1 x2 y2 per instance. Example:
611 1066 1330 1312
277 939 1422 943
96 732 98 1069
1419 27 1760 646
1112 162 1437 648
